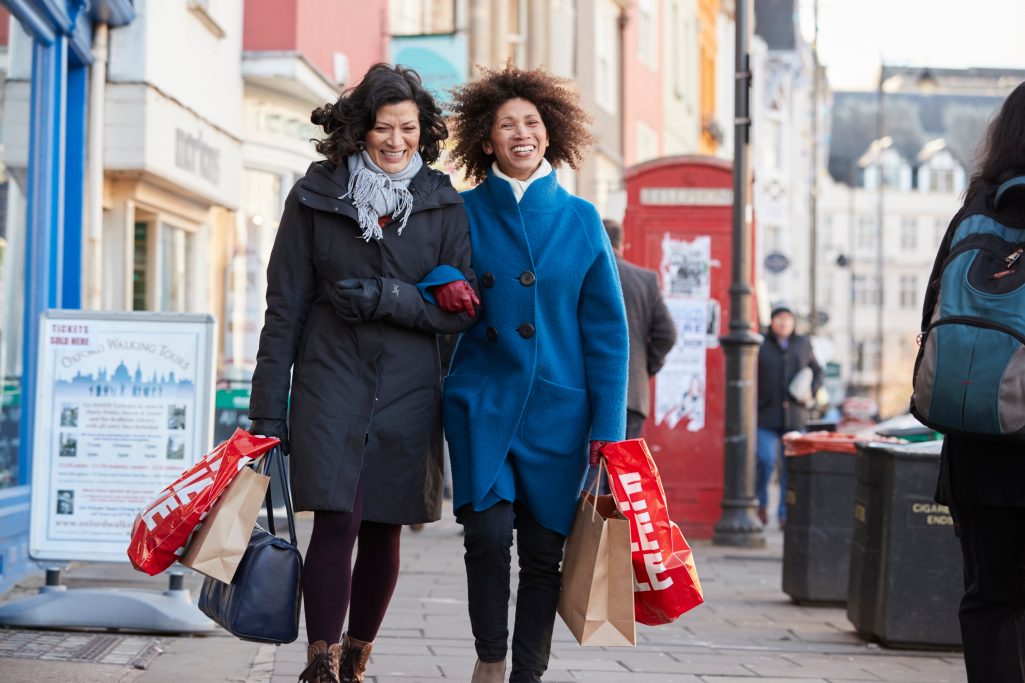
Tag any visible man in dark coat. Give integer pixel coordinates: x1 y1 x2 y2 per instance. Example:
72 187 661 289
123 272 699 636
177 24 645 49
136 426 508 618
603 220 677 438
756 304 822 527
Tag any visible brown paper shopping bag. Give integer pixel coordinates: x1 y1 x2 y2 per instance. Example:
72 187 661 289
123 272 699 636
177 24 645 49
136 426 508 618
180 464 269 582
558 486 636 647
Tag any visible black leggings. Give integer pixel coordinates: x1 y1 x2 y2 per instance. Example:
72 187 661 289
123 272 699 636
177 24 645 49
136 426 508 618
302 487 402 644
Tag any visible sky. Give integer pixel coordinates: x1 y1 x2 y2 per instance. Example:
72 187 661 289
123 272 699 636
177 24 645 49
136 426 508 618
798 0 1025 90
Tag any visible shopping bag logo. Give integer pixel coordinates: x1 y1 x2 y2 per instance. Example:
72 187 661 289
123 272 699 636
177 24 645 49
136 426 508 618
141 460 221 530
617 472 674 592
604 438 705 626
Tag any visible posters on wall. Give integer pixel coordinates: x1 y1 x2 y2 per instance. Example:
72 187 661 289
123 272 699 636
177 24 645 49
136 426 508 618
655 235 712 432
29 312 214 563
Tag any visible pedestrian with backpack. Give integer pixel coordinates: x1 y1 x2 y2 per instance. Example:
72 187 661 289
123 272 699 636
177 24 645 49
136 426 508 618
912 80 1025 683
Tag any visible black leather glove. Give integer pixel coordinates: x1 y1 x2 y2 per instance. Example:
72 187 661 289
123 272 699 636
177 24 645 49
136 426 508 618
248 418 289 455
331 278 382 323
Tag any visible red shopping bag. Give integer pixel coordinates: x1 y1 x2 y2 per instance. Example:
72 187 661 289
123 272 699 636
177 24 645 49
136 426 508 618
603 438 704 625
127 428 279 576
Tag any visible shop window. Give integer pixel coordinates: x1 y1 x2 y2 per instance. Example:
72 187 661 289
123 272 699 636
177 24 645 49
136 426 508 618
132 222 148 311
132 221 196 313
160 224 195 313
0 179 23 490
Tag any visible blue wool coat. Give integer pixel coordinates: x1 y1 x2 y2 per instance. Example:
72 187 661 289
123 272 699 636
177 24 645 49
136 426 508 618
443 170 629 535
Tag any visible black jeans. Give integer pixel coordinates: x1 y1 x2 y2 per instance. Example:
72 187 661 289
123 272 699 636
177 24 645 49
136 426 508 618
458 501 567 683
951 501 1025 682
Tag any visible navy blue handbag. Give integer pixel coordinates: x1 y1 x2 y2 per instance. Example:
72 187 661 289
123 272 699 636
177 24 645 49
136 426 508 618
199 446 302 644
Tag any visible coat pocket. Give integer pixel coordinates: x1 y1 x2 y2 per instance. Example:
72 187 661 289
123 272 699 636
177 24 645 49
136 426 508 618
519 377 591 457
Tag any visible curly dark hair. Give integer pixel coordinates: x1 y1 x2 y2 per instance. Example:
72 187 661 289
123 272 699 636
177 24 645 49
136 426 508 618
449 66 595 184
310 63 448 165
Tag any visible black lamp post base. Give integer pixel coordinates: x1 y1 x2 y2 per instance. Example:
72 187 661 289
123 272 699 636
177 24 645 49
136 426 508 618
713 500 766 547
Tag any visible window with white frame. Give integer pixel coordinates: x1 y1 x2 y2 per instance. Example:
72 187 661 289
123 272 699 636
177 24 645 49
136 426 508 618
636 121 659 163
900 217 917 251
900 274 918 309
389 0 456 35
670 1 685 98
637 0 658 68
853 274 881 306
929 168 956 193
856 215 877 250
595 0 620 114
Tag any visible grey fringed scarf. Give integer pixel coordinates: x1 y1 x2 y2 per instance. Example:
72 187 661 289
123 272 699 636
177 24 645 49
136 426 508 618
344 150 423 241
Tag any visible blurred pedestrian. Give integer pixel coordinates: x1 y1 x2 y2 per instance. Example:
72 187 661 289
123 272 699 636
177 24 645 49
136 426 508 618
247 63 478 683
602 219 677 439
756 304 822 529
441 66 628 683
924 80 1025 683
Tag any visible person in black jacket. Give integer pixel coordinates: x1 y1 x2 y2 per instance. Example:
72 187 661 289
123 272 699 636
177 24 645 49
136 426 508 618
247 64 478 683
603 219 677 438
756 304 822 528
924 80 1025 683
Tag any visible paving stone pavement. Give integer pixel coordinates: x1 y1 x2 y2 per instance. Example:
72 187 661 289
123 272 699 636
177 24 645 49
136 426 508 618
0 508 966 682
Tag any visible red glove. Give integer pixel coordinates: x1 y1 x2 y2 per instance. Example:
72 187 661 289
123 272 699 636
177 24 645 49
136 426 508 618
433 280 480 317
589 440 610 467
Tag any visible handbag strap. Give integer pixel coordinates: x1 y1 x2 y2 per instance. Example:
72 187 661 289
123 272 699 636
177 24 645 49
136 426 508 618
260 446 297 547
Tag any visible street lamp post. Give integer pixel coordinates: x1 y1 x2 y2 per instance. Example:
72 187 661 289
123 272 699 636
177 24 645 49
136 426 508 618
871 66 939 414
713 0 764 548
874 66 887 412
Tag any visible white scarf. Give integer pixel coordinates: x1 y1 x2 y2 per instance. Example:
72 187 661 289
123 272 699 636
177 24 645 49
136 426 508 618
344 150 423 241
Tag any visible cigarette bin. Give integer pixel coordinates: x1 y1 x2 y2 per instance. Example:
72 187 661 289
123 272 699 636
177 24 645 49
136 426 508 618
846 440 962 648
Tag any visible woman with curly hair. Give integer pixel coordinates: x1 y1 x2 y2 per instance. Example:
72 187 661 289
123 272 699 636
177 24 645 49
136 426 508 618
439 66 628 682
247 63 479 683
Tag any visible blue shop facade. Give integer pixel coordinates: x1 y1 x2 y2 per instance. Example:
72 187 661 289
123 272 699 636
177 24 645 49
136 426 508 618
0 0 134 594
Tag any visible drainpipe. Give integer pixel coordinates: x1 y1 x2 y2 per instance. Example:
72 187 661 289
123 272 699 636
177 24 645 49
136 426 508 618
87 22 107 310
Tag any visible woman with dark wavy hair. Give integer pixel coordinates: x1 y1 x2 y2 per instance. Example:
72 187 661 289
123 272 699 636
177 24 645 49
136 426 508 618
247 63 479 683
438 66 628 683
921 80 1025 682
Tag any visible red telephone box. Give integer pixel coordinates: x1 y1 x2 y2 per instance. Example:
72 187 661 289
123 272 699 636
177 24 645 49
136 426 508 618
622 155 742 539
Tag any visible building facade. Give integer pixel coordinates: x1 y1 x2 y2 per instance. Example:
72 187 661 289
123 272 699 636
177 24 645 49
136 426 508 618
0 0 135 594
816 70 1024 416
0 0 392 594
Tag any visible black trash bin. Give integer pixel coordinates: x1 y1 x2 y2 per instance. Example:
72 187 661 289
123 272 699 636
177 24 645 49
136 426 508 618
846 440 962 648
782 432 860 604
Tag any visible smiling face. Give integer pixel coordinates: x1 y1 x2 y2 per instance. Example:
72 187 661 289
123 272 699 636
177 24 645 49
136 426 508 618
364 100 421 173
482 98 549 181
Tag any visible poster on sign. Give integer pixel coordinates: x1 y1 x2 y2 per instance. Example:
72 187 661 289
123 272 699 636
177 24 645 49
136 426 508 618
29 311 215 563
655 235 711 432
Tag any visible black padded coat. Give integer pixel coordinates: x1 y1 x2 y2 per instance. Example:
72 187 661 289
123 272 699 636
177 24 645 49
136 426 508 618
248 160 477 523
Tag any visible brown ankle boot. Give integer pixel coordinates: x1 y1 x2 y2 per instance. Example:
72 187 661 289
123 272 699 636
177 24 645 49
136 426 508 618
298 640 340 683
338 633 373 683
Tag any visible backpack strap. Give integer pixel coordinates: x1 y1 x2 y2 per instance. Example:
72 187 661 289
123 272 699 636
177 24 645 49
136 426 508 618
995 176 1025 209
